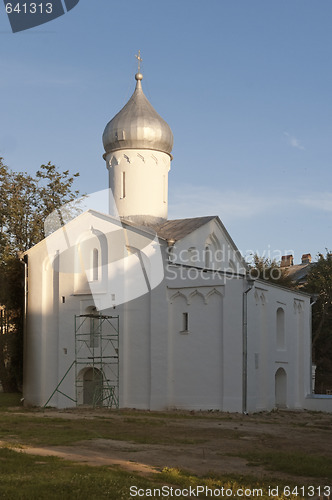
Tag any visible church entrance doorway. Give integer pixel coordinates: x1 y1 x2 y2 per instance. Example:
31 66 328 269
275 367 287 408
83 368 103 406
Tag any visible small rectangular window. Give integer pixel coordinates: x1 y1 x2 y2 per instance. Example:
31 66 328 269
121 171 126 199
92 248 99 281
163 175 166 203
180 312 189 334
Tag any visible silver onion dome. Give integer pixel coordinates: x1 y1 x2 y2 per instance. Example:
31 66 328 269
103 73 173 157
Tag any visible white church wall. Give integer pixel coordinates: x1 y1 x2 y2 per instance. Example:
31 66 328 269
246 282 311 412
24 210 168 409
44 226 105 407
24 244 46 406
54 276 97 408
115 231 173 410
167 286 224 410
165 262 248 413
26 244 76 408
149 276 171 410
24 240 62 407
118 292 151 409
24 210 312 413
165 256 245 413
221 277 245 413
42 250 60 407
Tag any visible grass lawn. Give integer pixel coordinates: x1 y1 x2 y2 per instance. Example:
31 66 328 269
0 393 331 499
0 447 151 500
0 447 304 500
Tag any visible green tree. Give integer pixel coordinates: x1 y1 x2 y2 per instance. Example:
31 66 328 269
4 170 39 253
35 162 80 238
0 257 24 392
0 157 80 392
248 254 294 288
305 251 332 392
1 161 80 255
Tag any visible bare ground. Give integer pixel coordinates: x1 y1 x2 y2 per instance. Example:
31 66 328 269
5 408 332 483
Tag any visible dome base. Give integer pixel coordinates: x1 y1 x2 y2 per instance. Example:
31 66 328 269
121 214 167 228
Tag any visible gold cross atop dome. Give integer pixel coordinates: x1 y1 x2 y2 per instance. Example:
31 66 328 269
135 50 143 72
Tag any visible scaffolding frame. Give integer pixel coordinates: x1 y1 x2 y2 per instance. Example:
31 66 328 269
44 313 119 409
75 313 119 408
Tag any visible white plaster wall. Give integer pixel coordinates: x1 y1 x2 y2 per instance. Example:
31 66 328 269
24 241 61 407
41 251 60 407
221 277 244 412
165 260 243 412
246 282 311 412
24 243 46 406
106 149 171 223
149 275 170 410
118 292 151 409
167 287 223 410
24 211 164 409
304 395 332 412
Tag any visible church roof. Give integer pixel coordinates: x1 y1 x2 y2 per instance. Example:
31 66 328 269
154 216 217 242
102 72 173 157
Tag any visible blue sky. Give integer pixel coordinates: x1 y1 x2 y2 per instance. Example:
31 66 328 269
1 0 332 263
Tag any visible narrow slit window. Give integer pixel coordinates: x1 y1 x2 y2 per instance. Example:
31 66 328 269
92 248 98 281
182 312 189 332
121 171 126 198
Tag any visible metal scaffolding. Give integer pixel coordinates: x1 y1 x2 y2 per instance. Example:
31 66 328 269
75 313 119 408
44 313 119 409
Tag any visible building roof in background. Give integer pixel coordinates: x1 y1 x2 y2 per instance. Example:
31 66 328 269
285 263 313 286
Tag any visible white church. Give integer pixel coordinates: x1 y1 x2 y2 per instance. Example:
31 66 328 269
23 64 330 413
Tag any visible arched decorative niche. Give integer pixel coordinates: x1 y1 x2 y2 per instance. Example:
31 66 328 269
276 307 285 350
77 366 103 406
169 290 189 305
74 228 108 294
188 289 206 304
206 287 224 303
275 367 287 408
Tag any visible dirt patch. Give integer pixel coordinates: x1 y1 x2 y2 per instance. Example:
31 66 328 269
5 408 332 482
